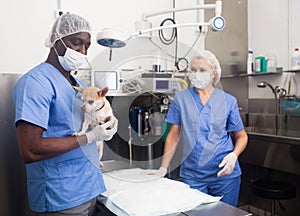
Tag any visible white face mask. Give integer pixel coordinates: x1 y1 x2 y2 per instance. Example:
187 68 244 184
58 47 87 71
189 72 211 89
55 39 87 71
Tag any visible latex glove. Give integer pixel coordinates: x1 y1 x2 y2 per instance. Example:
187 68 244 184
217 152 237 177
85 117 118 143
145 167 167 177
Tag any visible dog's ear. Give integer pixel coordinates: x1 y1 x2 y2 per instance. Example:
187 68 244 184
100 87 109 97
73 86 85 92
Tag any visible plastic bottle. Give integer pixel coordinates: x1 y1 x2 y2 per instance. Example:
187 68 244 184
291 48 300 70
137 108 142 137
143 112 150 135
255 56 267 73
247 50 254 74
267 56 277 72
255 56 263 73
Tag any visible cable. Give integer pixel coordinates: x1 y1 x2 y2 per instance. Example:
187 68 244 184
172 0 178 67
151 0 207 72
158 18 177 45
182 27 205 58
150 25 204 59
176 78 188 90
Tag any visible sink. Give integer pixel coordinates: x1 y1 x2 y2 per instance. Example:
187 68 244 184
245 126 300 138
245 126 274 135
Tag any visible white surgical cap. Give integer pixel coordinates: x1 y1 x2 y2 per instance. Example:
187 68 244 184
45 12 92 48
192 50 222 87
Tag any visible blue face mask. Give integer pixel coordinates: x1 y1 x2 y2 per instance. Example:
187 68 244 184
188 72 211 89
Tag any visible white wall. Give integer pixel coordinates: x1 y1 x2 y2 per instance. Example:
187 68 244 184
2 0 299 97
0 0 208 73
1 0 56 73
289 0 300 65
248 0 289 70
248 0 300 98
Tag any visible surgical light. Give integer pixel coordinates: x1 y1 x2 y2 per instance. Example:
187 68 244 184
96 28 127 61
97 28 127 48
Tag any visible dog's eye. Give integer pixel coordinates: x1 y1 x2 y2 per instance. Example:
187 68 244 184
88 100 94 105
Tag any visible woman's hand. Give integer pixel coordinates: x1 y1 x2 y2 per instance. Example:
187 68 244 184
217 152 237 177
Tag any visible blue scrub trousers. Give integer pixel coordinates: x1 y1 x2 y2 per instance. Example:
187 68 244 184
183 176 241 206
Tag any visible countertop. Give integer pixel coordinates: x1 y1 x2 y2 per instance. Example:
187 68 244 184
240 129 300 175
244 126 300 145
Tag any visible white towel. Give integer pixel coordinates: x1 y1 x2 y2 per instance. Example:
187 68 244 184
101 168 221 216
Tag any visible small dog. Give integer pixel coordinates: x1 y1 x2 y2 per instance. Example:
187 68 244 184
73 86 114 163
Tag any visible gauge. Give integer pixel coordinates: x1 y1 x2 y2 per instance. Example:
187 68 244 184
162 96 170 105
176 57 189 71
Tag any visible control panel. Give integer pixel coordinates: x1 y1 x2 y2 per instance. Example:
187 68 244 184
140 78 181 93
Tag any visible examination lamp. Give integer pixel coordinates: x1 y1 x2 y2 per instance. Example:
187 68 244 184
97 29 127 61
96 0 225 60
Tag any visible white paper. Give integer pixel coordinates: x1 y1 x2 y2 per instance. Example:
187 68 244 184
101 168 221 216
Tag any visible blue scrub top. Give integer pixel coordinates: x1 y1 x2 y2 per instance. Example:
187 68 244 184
14 63 106 212
166 87 244 181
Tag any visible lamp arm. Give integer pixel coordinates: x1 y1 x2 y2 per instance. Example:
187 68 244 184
142 4 217 21
130 22 210 38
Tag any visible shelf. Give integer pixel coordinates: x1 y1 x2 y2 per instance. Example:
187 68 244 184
221 69 300 78
221 71 282 78
283 69 300 73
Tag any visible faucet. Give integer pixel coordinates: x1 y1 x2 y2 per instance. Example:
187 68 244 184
257 81 276 98
257 81 286 135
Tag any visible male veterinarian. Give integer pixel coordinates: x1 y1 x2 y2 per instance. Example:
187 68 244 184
14 12 118 215
149 50 248 207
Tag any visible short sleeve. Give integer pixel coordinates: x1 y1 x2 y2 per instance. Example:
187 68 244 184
165 96 181 126
227 98 244 132
14 74 53 129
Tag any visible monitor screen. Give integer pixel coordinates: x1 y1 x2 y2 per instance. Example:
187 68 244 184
94 71 118 90
156 80 169 90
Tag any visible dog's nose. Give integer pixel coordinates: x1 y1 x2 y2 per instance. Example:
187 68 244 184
81 106 86 112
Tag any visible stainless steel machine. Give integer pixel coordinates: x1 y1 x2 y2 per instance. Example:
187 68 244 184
0 72 30 216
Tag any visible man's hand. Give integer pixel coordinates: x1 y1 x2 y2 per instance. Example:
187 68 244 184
85 117 118 143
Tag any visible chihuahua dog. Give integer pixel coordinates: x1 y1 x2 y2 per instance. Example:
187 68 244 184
73 86 114 163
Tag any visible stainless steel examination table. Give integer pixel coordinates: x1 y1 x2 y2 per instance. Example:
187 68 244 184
96 199 251 216
96 160 252 216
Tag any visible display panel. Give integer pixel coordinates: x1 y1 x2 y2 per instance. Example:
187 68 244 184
155 80 169 90
94 71 118 90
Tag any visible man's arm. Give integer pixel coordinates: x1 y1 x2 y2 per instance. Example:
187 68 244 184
16 120 87 163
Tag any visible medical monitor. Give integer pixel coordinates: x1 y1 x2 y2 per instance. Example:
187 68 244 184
94 71 118 90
